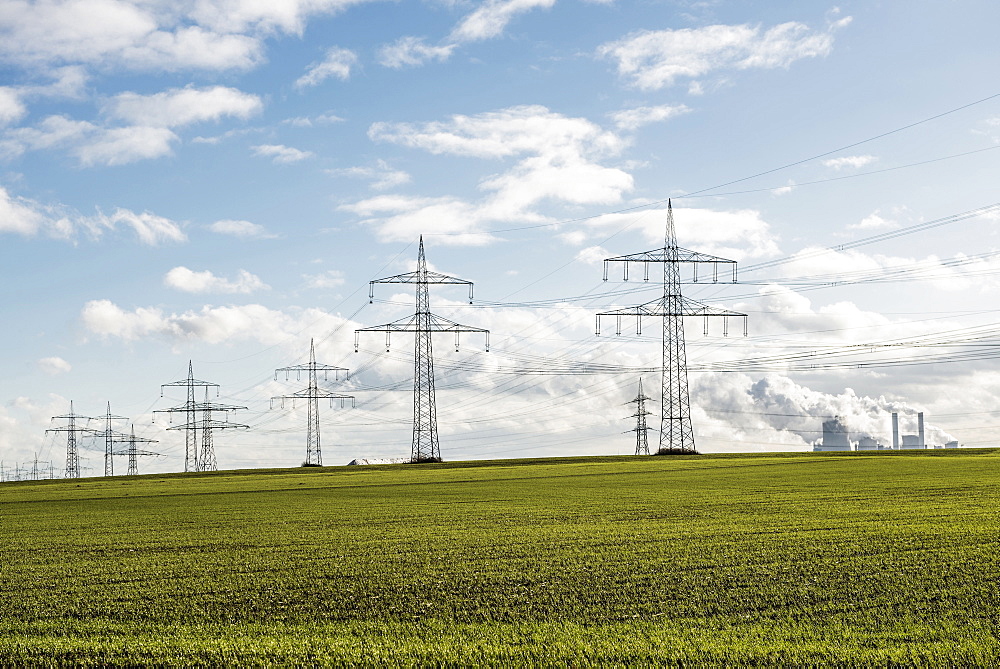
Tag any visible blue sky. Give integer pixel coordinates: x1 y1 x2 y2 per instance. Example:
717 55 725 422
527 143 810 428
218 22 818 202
3 0 1000 475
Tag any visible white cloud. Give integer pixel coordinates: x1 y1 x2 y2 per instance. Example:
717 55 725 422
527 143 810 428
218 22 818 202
575 245 610 265
164 266 268 294
208 219 276 238
105 86 262 127
378 36 456 68
610 104 690 131
0 2 262 72
99 208 187 244
448 0 556 42
329 160 411 190
37 356 72 375
369 104 624 158
0 88 27 126
0 186 50 235
81 300 345 346
849 211 899 231
586 205 781 261
598 18 848 90
1 186 185 243
822 154 877 170
295 47 358 87
351 106 634 243
0 0 390 75
303 269 346 289
73 125 177 166
251 143 314 164
5 115 178 166
824 154 875 172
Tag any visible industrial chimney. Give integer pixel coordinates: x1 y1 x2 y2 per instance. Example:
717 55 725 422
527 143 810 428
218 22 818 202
918 412 925 449
892 413 899 450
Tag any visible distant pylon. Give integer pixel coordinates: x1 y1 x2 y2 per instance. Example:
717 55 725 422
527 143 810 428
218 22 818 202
597 201 746 454
273 338 354 466
626 378 654 455
92 402 129 476
356 237 489 463
46 401 96 479
123 424 159 476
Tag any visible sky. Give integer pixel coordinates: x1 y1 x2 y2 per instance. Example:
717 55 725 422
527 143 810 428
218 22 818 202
3 0 1000 476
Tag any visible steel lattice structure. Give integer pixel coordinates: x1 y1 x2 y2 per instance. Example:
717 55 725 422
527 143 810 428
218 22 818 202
597 200 746 454
90 402 129 476
45 401 95 479
155 361 247 472
356 237 489 463
626 378 654 455
273 338 355 466
122 424 159 476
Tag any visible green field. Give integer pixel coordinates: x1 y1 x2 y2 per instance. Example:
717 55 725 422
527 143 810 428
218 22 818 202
1 450 998 664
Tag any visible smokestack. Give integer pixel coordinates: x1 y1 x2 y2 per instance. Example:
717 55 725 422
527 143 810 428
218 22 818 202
918 412 925 449
892 413 899 450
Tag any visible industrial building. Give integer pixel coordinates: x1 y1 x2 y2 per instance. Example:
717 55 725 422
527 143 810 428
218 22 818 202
812 411 956 451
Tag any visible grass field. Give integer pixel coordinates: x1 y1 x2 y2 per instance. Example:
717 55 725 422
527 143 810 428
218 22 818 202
1 450 998 664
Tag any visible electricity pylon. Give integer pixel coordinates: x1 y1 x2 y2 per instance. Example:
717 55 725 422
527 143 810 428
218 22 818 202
273 338 354 466
121 424 159 476
597 200 746 454
626 378 654 455
155 361 247 471
88 402 129 476
46 401 95 479
355 236 489 463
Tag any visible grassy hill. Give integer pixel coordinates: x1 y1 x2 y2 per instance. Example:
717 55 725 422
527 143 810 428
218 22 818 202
1 450 998 664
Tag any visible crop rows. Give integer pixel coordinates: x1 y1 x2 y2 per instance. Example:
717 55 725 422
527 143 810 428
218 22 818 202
0 451 998 663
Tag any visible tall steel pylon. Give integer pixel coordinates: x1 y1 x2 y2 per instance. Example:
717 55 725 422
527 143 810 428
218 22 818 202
273 338 355 466
356 236 489 463
626 378 654 455
155 361 246 471
597 200 746 454
123 425 159 476
90 402 129 476
46 401 95 479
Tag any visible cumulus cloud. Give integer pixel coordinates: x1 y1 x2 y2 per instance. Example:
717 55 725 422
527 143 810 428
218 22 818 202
81 299 345 346
0 0 384 74
329 160 411 190
0 192 184 243
585 205 781 261
164 267 268 294
598 18 849 90
347 105 634 243
0 186 52 235
37 356 72 375
303 269 346 289
251 143 313 164
101 208 186 244
104 86 262 127
295 47 358 87
448 0 556 42
378 0 554 69
610 104 690 131
848 210 899 231
378 37 456 68
822 154 876 170
208 219 276 238
0 87 27 126
4 114 178 166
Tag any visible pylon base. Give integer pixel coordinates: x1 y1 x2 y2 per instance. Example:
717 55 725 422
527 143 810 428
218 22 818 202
654 448 699 456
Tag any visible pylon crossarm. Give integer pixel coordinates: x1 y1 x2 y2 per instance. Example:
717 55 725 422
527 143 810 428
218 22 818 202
275 363 349 380
356 313 489 351
596 297 747 336
168 420 249 431
603 249 738 282
370 272 474 303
